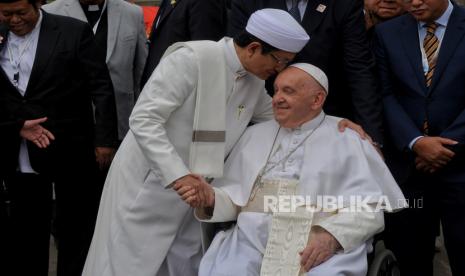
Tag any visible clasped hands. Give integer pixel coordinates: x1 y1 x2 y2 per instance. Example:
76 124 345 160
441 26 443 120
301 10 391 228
413 136 458 173
173 174 215 208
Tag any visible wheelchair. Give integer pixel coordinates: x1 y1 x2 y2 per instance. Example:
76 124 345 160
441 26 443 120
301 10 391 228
367 238 400 276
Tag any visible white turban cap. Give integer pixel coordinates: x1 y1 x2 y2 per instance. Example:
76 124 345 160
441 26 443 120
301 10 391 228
290 63 329 94
246 8 310 53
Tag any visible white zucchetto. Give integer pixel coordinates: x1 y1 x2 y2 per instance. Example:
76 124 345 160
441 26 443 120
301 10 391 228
290 63 329 94
245 9 310 53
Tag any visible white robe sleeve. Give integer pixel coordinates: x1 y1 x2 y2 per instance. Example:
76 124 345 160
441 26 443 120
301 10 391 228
314 206 384 252
195 187 240 222
129 47 197 187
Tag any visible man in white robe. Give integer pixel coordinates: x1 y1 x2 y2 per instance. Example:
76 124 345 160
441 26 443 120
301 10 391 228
82 9 312 276
179 63 405 275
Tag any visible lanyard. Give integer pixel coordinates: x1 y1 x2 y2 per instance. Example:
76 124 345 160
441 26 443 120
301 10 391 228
7 34 34 87
92 0 107 34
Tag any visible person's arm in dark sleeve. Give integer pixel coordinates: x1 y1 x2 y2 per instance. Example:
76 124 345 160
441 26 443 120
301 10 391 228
342 0 384 144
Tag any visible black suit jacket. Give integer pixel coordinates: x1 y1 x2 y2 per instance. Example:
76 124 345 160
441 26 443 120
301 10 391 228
228 0 383 143
0 11 117 176
141 0 227 86
375 6 465 183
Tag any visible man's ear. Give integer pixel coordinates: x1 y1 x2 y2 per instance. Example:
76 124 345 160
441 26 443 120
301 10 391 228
312 91 327 109
246 42 262 57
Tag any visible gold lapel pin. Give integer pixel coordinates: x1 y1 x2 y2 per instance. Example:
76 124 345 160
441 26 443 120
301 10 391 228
170 0 176 5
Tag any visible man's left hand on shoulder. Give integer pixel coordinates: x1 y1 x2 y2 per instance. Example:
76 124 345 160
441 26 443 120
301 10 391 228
337 118 384 158
337 118 370 140
299 226 341 272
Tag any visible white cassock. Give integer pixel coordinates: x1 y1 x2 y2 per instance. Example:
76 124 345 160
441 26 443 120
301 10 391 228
82 38 273 276
196 112 406 276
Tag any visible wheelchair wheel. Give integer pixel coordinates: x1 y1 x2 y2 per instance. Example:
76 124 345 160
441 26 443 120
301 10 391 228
367 248 400 276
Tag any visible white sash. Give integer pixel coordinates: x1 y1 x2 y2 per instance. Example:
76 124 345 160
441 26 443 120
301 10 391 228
161 41 227 177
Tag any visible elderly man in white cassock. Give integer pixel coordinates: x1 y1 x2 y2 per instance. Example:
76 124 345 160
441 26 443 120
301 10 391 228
178 63 405 276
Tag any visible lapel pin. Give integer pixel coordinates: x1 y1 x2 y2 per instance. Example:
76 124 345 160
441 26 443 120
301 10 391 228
170 0 176 5
316 4 326 13
0 35 4 45
237 105 245 119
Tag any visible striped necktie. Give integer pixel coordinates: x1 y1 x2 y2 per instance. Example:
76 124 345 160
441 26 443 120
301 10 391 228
423 22 439 87
289 0 301 22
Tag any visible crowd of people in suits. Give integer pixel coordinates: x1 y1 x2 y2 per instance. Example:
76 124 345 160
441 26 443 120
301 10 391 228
0 0 464 275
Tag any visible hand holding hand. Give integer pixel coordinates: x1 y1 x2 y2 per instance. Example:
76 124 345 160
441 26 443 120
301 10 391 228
173 174 214 208
300 226 341 272
20 117 55 149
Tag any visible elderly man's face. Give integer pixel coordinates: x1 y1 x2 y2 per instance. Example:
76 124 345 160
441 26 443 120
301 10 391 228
272 67 326 128
403 0 448 22
0 0 40 36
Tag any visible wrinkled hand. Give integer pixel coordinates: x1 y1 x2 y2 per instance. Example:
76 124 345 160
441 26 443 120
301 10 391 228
412 137 457 169
337 119 370 141
300 226 341 272
173 174 214 208
95 147 116 169
20 117 55 149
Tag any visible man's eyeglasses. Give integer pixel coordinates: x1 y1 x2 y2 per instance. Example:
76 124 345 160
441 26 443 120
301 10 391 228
270 52 291 66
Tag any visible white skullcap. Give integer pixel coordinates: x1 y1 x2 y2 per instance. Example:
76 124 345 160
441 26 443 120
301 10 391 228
246 9 310 53
290 63 329 94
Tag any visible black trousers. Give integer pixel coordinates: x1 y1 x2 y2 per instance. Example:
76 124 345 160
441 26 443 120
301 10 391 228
0 159 101 276
384 173 465 276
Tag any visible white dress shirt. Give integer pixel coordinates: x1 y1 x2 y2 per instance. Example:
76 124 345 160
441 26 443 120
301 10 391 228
417 0 453 74
0 11 43 173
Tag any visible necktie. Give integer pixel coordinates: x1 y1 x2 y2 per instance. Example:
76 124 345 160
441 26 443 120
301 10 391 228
289 0 301 22
423 22 439 87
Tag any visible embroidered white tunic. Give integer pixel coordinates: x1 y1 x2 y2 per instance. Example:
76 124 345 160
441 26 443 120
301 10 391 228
196 113 406 276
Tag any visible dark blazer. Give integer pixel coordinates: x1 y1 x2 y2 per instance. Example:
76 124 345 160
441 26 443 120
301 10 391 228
228 0 383 143
141 0 227 86
374 6 465 183
0 11 117 176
